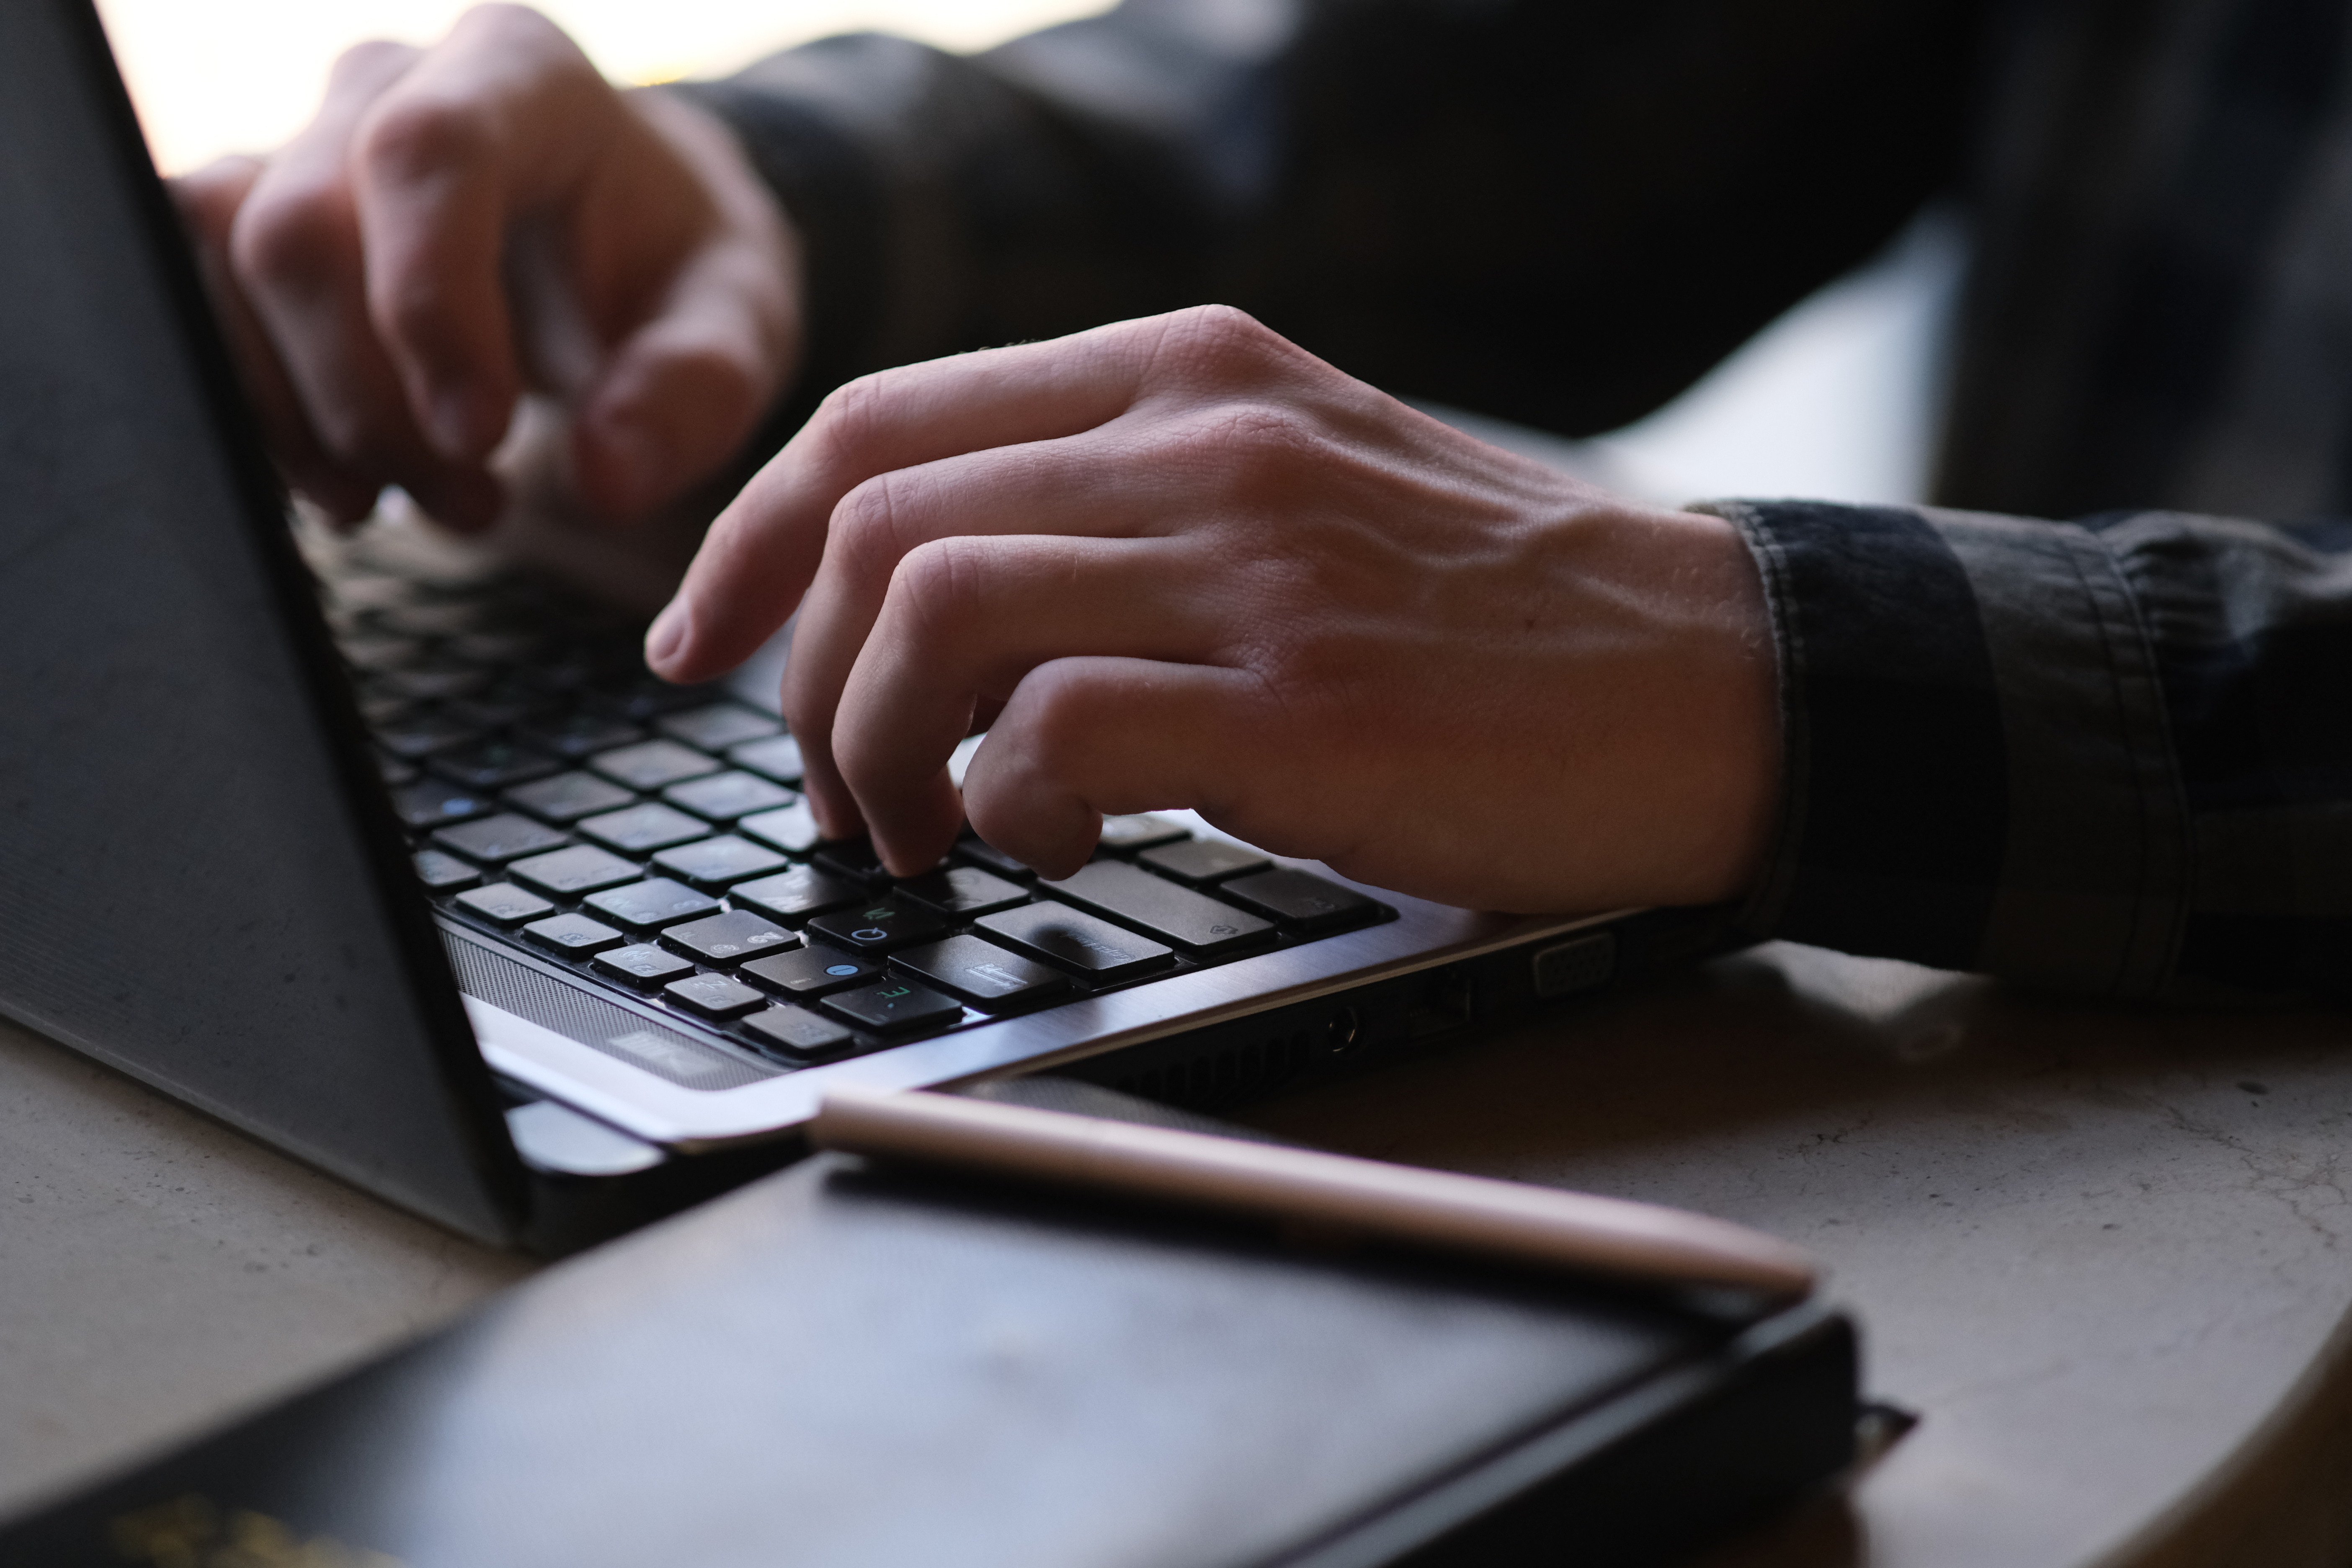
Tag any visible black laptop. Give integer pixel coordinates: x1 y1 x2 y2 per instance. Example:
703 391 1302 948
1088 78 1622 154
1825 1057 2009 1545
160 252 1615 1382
0 0 1736 1251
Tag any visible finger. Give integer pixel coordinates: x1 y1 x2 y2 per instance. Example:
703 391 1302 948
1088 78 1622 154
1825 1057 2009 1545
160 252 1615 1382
347 6 616 461
648 307 1242 682
558 85 799 523
775 423 1196 839
231 41 503 528
833 535 1223 872
571 238 793 520
962 657 1263 879
177 156 379 521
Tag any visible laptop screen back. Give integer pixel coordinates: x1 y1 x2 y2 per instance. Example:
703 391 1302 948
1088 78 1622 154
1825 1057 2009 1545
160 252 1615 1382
0 0 524 1241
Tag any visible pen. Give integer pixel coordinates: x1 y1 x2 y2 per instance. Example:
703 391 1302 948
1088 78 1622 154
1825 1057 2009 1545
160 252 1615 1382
812 1085 1817 1298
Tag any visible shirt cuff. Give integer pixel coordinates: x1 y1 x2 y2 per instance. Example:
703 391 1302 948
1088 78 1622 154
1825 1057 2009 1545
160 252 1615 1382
1698 500 2191 996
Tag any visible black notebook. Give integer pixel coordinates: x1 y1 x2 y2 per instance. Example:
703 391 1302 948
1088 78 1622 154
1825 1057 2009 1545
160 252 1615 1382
2 1087 1857 1568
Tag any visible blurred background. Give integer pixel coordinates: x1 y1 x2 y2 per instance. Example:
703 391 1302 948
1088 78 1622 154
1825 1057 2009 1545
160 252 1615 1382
91 0 1965 513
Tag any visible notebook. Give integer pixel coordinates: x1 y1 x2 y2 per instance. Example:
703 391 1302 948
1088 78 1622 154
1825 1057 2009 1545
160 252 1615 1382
0 0 1741 1249
0 1083 1860 1567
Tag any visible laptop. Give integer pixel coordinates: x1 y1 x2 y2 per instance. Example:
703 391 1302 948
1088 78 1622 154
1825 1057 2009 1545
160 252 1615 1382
0 0 1737 1251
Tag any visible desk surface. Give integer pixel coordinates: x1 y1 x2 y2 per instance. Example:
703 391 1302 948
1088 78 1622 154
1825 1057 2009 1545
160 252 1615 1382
4 942 2350 1567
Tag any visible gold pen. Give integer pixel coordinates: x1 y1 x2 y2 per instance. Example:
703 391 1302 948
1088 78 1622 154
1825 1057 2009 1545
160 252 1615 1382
812 1085 1817 1299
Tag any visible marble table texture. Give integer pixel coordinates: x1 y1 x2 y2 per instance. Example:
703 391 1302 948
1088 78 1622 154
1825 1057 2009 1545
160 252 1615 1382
4 940 2351 1567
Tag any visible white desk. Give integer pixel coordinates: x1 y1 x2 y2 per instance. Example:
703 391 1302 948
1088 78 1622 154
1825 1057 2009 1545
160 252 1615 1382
5 942 2350 1566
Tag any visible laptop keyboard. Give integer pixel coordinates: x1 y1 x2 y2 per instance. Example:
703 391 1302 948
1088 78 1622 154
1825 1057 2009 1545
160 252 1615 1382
312 527 1390 1072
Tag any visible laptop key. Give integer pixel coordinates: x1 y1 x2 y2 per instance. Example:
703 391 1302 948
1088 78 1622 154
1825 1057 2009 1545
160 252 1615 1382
593 943 697 989
375 752 418 786
663 972 770 1020
820 978 964 1034
448 629 547 665
811 838 891 882
954 833 1034 881
503 770 635 823
516 712 644 759
891 935 1068 1011
357 689 417 727
657 704 782 751
588 677 730 723
652 835 792 890
661 910 798 965
895 865 1029 918
739 945 881 998
1096 813 1190 853
524 912 626 955
740 1005 854 1061
389 779 490 830
731 865 864 925
338 632 424 671
430 738 563 791
443 677 559 730
727 733 805 783
508 845 642 898
379 655 488 701
1219 869 1379 933
804 894 950 954
590 738 723 791
585 877 723 932
376 712 482 759
1137 839 1272 885
661 770 795 823
737 801 821 855
578 802 709 854
412 848 480 891
433 812 573 865
1038 861 1273 956
973 902 1176 982
454 882 555 926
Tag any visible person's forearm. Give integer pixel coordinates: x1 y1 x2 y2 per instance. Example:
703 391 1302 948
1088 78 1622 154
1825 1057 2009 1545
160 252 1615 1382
1717 498 2352 1003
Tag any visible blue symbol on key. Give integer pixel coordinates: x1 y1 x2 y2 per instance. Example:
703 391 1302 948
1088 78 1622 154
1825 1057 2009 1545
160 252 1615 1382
851 927 888 942
825 964 860 977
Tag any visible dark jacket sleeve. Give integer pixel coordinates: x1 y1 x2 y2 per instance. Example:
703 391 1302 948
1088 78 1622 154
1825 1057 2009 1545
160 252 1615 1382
680 0 1986 440
1709 498 2352 1003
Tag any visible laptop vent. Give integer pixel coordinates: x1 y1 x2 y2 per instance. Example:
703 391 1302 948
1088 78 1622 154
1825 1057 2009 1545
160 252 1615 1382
444 933 779 1093
1101 1029 1316 1109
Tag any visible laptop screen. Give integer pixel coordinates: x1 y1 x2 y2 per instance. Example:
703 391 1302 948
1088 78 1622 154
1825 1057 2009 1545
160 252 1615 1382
0 0 523 1240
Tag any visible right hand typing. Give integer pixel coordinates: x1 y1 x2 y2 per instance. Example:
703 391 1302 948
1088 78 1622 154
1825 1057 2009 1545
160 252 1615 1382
171 3 801 532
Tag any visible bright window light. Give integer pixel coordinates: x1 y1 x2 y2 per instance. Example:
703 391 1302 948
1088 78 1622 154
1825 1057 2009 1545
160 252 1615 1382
93 0 1113 174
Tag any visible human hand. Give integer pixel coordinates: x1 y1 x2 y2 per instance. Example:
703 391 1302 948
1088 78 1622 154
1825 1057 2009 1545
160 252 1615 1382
647 305 1779 914
171 4 798 532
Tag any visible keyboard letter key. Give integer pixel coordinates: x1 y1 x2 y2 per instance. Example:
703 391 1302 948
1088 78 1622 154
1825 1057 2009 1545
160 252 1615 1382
972 902 1175 982
1039 861 1272 956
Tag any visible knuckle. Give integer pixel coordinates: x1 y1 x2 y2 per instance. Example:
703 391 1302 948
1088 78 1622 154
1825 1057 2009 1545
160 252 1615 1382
1016 664 1109 767
451 3 578 56
828 471 913 578
356 92 495 183
328 38 414 87
1157 302 1283 382
810 371 892 470
889 536 984 644
230 179 354 294
1159 400 1319 490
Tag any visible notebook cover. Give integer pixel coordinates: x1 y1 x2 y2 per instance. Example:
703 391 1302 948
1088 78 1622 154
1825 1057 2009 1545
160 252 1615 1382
1 1100 1856 1568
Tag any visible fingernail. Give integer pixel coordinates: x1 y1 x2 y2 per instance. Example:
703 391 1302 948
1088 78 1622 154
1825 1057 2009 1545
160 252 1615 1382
645 601 688 672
